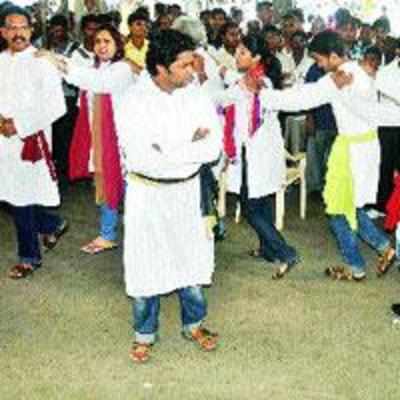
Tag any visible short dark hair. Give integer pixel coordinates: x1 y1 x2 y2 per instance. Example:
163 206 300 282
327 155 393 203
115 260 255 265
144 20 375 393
291 30 307 42
373 18 390 33
146 29 195 76
81 14 99 30
94 24 125 64
309 30 346 58
49 14 69 30
334 8 352 29
261 24 281 37
127 9 150 26
0 5 31 27
211 8 226 18
219 21 239 38
256 1 272 12
363 45 382 63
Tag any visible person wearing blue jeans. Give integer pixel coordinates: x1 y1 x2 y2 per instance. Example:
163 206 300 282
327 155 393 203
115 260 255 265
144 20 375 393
9 205 68 279
327 208 395 280
244 195 299 278
133 286 209 345
81 203 119 254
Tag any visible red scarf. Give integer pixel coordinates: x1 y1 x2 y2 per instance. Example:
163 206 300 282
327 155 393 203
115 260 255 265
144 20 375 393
21 131 57 181
69 91 124 209
223 93 261 160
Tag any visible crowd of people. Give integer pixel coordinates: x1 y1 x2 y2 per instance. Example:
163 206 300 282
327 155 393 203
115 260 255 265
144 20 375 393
1 1 400 363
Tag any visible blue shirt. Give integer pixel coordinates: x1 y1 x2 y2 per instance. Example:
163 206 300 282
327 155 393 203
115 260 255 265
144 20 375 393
305 63 337 131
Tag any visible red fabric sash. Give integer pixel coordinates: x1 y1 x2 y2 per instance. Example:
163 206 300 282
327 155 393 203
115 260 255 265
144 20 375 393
223 93 262 161
21 131 57 181
223 104 236 160
384 174 400 231
99 94 124 209
68 90 123 209
69 91 92 180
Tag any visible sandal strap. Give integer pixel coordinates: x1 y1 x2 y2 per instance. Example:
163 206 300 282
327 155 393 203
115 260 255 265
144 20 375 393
186 327 218 351
130 342 152 363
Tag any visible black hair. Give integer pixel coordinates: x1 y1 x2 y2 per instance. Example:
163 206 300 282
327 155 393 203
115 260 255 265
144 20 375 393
219 21 239 38
146 29 195 77
373 18 390 34
261 24 281 37
128 9 150 26
241 33 282 88
363 45 382 62
309 30 346 58
49 14 69 30
290 30 307 41
94 24 125 64
0 5 31 27
81 14 99 30
256 1 273 12
241 34 269 65
211 8 226 18
334 8 352 29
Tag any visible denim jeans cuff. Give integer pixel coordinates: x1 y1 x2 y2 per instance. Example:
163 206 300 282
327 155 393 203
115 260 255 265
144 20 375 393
19 257 41 267
182 320 203 335
135 332 156 345
377 241 391 255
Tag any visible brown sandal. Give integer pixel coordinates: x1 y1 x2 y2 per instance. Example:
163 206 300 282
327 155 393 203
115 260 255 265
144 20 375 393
183 327 218 351
8 263 37 279
42 220 69 252
376 247 396 277
325 266 353 281
129 342 152 363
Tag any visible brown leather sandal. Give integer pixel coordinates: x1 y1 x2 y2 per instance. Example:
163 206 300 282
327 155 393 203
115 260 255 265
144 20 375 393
129 342 152 364
42 220 69 252
8 263 36 279
325 266 354 281
376 247 396 277
183 327 219 351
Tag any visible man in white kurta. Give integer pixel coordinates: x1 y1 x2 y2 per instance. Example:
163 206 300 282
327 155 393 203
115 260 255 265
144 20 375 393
0 8 66 279
251 31 400 281
115 30 222 363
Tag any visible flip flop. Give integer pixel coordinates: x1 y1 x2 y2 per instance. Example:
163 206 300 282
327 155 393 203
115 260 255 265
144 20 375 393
80 237 118 255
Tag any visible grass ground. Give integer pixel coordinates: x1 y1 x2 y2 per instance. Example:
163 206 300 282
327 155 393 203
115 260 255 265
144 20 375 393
1 183 400 400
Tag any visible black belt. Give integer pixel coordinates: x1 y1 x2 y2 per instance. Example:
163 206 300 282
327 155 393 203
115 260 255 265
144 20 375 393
130 169 200 184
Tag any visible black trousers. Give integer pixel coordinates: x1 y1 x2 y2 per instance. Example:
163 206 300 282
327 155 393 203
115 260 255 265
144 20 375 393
52 96 78 179
376 127 400 211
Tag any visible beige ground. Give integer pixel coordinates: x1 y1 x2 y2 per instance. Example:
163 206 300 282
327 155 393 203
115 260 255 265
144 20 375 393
1 184 400 400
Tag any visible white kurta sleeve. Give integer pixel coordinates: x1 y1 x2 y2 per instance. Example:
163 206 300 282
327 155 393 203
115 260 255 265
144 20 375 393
376 68 400 103
260 74 336 112
13 60 66 139
65 60 137 94
167 95 222 165
337 91 400 127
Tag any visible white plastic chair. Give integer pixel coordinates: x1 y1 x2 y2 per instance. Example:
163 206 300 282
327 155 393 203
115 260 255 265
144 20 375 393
275 150 307 231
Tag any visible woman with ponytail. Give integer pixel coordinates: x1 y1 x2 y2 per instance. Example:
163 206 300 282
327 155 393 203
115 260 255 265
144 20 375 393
222 34 299 279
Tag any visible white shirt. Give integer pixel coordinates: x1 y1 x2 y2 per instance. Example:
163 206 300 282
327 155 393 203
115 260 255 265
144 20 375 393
0 46 66 206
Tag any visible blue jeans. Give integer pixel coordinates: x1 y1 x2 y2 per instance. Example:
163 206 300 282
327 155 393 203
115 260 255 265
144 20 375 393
133 286 207 344
329 208 390 274
244 195 299 265
99 204 118 241
13 205 62 266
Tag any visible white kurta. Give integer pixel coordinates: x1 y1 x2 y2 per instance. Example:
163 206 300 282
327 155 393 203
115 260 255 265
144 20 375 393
223 81 286 198
0 47 66 207
262 61 400 208
64 60 137 172
115 74 223 298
